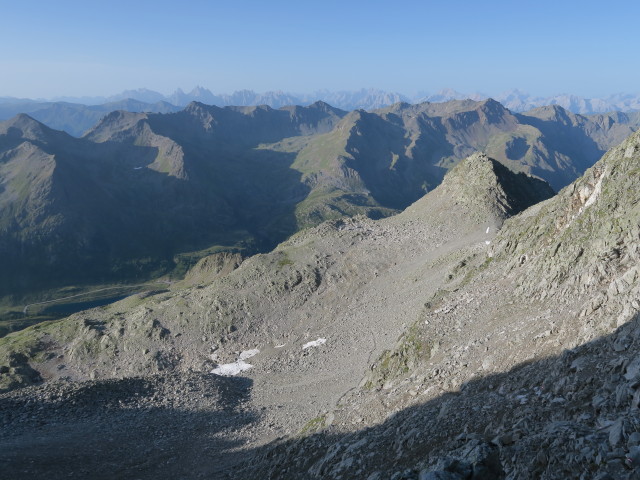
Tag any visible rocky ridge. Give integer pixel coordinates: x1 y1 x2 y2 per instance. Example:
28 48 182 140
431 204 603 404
239 129 640 479
2 98 638 301
0 152 553 478
1 131 640 478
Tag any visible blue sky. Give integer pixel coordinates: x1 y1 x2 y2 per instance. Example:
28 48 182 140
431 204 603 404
1 0 638 99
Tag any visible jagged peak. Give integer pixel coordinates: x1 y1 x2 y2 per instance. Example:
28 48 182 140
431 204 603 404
437 152 555 219
524 103 574 120
189 85 213 95
0 113 68 142
479 97 508 111
83 110 148 141
183 101 213 113
307 100 346 115
1 113 48 131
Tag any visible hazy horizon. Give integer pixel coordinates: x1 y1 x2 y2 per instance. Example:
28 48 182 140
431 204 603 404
3 86 640 106
3 0 639 99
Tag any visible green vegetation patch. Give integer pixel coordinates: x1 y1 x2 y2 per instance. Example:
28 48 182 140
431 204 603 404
365 322 431 389
172 241 250 279
299 414 327 436
276 252 294 268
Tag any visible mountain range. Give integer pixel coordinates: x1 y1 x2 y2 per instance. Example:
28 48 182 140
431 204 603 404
1 124 640 478
3 87 640 120
1 98 639 299
0 99 180 137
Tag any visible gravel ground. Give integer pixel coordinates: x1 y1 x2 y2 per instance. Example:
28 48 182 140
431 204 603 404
3 145 637 479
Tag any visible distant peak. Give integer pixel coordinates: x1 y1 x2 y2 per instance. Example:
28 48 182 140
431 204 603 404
6 112 42 126
308 100 345 114
99 109 146 123
391 101 412 110
83 110 148 141
537 103 568 113
0 113 57 140
182 102 222 121
189 86 214 96
482 97 502 107
525 103 574 122
185 101 207 110
478 97 510 114
309 100 331 108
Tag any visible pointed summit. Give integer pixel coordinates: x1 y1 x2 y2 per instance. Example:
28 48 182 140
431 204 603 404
404 153 554 226
0 113 62 142
307 100 346 116
83 110 148 143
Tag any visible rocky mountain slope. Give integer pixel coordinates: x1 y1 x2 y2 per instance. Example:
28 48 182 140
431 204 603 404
1 128 639 478
0 113 242 294
371 99 640 191
0 103 360 296
1 98 638 310
0 151 550 478
244 124 640 479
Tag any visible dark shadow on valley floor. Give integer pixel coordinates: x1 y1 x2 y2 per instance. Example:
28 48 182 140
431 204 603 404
0 373 256 480
3 315 640 480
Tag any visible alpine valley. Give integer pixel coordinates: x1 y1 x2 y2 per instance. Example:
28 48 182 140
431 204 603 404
1 96 640 479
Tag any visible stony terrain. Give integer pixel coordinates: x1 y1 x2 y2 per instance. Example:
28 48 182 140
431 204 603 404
2 97 638 302
0 372 256 479
1 129 639 479
240 125 640 479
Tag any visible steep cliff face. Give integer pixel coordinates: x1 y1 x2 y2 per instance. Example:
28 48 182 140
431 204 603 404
492 128 640 328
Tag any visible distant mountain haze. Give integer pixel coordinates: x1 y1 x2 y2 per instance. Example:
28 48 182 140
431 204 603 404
3 87 640 115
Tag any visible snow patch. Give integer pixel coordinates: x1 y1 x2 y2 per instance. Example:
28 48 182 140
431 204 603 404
302 338 326 350
486 227 490 234
133 166 143 170
211 349 259 376
239 349 259 360
572 167 608 224
583 171 605 209
485 240 491 245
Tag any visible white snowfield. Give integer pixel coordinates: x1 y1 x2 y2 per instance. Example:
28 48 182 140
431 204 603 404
302 338 327 350
211 349 259 376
